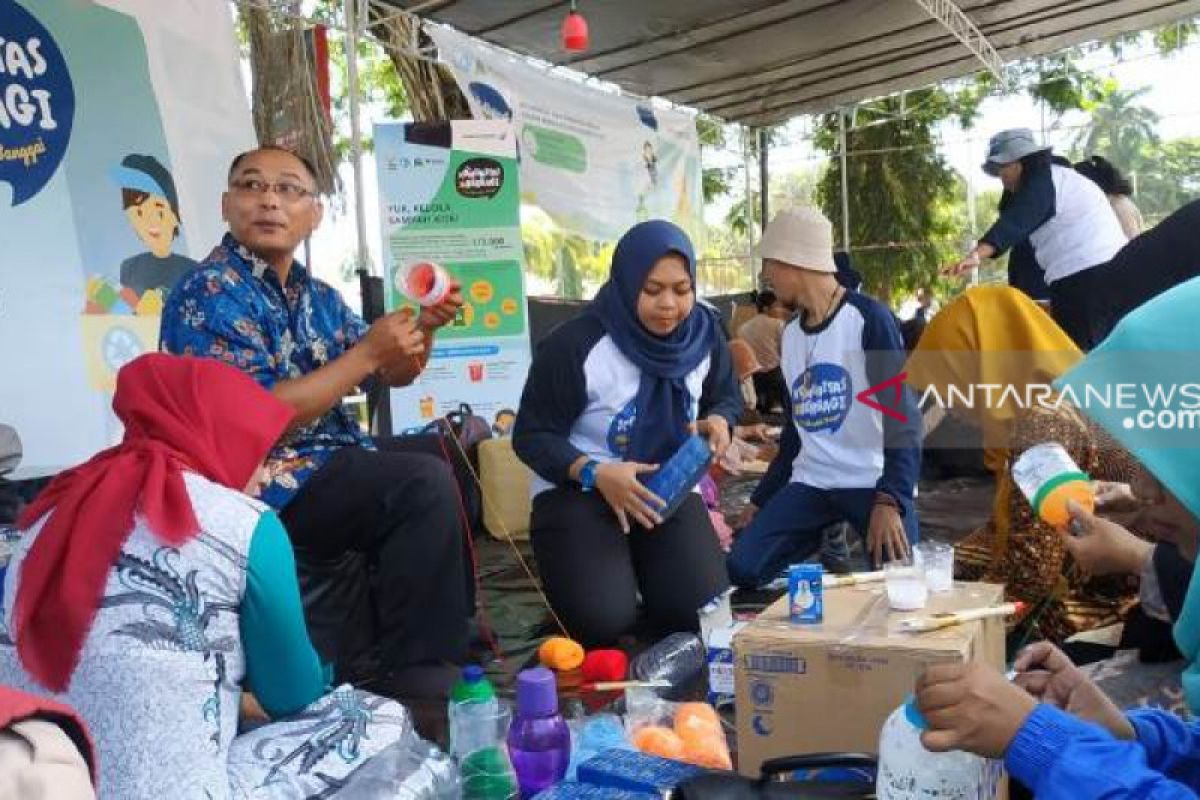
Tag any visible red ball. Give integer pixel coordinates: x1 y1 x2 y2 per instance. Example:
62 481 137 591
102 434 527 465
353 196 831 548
582 649 627 683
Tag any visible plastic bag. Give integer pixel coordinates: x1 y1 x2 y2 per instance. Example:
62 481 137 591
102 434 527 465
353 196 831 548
566 714 632 780
623 690 732 771
339 738 462 799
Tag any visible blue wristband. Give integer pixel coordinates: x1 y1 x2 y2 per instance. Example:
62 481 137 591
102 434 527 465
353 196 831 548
580 460 599 492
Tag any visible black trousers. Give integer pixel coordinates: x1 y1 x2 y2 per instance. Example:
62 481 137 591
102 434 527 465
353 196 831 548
280 441 469 677
1049 265 1112 351
530 487 730 647
1053 199 1200 350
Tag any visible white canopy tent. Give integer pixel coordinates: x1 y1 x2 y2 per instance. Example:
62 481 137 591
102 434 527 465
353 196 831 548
316 0 1200 269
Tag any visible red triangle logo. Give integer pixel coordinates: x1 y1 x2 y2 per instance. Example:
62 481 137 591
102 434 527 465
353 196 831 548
856 371 909 422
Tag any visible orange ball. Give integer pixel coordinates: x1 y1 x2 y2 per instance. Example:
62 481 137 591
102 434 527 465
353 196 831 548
538 636 585 672
632 725 685 760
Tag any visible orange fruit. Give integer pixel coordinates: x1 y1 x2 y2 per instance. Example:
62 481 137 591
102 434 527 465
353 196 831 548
682 735 732 770
632 725 685 760
674 702 721 741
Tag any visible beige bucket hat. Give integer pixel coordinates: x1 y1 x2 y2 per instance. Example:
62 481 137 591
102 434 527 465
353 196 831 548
756 207 837 273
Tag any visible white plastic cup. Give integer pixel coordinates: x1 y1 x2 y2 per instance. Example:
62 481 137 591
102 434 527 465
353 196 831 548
914 542 954 593
885 558 928 611
396 260 452 307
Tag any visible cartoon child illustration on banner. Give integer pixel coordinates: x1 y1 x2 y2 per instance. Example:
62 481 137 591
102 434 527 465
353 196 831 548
81 154 195 391
111 154 197 298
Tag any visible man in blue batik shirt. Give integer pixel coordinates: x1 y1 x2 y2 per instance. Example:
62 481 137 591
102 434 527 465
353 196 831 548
162 146 468 694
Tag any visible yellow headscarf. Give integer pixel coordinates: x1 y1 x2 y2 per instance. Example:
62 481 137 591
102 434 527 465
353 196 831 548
905 286 1082 555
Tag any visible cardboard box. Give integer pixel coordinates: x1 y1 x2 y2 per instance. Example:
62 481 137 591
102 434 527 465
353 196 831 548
734 581 1005 777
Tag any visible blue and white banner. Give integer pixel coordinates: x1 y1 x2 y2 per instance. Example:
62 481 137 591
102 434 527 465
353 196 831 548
0 0 253 476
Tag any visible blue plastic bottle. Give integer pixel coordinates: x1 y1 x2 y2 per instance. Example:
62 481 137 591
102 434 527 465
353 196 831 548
507 667 571 797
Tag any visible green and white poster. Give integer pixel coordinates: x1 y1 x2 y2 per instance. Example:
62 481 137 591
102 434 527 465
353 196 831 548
427 23 703 298
374 120 532 432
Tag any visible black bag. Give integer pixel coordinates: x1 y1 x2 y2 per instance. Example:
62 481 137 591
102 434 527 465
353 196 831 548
672 754 877 800
423 403 493 470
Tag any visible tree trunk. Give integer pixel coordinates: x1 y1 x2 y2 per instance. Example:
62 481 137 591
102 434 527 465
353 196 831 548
366 9 470 123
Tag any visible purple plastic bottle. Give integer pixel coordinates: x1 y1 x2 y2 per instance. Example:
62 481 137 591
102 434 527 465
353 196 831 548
507 667 571 797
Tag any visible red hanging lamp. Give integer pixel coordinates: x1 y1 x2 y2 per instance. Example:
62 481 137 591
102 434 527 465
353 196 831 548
561 1 589 53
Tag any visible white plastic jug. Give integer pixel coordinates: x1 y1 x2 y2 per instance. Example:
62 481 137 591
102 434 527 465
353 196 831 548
876 697 1002 800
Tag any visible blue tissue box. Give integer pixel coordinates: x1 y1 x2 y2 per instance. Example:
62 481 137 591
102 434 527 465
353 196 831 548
532 781 657 799
576 748 709 794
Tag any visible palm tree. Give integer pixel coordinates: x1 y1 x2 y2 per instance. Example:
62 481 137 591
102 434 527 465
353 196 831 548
1072 85 1160 172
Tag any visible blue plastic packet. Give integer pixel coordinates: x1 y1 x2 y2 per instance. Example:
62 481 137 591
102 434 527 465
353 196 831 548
641 435 713 520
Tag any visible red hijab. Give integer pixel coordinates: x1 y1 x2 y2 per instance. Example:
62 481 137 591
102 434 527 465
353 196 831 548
14 353 294 692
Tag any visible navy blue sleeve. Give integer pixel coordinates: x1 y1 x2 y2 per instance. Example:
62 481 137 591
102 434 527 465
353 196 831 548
1007 240 1051 302
859 296 920 508
751 418 798 508
981 167 1056 255
1007 704 1199 799
241 512 330 717
699 327 743 431
512 316 599 486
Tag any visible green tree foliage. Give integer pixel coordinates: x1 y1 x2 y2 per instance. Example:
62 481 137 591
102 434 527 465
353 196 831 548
1072 83 1160 169
697 114 735 205
1134 137 1200 222
805 23 1192 301
812 91 980 302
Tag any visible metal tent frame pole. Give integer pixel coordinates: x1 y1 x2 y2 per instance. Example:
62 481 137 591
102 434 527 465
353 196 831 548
743 124 756 288
838 108 850 253
912 0 1007 85
758 127 770 229
346 0 370 278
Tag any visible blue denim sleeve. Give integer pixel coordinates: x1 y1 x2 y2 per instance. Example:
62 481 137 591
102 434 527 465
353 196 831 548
1006 704 1199 799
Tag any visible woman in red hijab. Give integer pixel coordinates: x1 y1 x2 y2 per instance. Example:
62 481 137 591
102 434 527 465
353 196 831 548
0 354 456 798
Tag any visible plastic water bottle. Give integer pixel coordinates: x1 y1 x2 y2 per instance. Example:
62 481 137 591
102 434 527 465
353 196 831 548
507 667 571 798
449 665 500 759
631 632 706 700
877 696 1002 799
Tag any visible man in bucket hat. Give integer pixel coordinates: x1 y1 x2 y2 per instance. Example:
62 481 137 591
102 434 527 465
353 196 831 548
728 208 921 583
